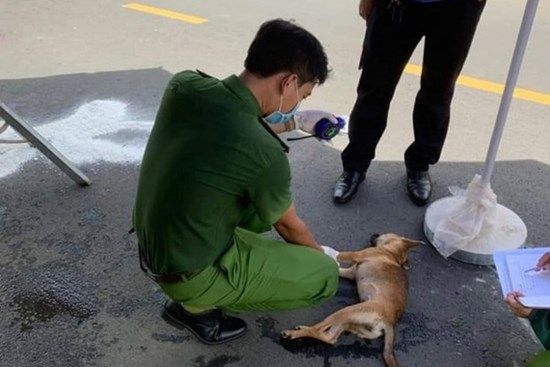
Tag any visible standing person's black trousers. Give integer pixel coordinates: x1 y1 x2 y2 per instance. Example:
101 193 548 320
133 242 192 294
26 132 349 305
342 0 486 174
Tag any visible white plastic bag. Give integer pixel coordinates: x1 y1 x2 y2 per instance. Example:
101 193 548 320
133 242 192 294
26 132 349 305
433 174 497 258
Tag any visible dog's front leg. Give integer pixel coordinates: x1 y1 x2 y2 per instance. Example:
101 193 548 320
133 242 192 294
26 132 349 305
382 324 399 367
338 265 356 280
337 250 366 264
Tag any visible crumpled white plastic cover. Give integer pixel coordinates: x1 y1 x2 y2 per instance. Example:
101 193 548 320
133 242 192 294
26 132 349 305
433 174 498 258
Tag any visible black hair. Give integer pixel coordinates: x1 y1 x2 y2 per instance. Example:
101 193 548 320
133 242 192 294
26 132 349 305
244 19 330 85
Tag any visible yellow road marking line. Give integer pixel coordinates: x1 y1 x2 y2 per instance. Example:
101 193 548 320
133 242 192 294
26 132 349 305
404 63 550 106
119 7 548 105
123 3 208 25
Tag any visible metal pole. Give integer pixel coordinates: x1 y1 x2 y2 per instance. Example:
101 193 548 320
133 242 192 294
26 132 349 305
481 0 539 186
0 103 91 186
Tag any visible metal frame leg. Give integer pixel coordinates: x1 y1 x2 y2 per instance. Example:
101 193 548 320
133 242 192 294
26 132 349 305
0 102 91 186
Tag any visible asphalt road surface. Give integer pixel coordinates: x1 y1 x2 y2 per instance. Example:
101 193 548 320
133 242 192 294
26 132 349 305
1 1 549 366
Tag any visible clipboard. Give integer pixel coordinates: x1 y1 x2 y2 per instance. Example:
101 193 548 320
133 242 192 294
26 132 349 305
493 247 550 309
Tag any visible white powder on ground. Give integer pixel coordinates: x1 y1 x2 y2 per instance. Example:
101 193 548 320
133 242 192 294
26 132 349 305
0 100 153 180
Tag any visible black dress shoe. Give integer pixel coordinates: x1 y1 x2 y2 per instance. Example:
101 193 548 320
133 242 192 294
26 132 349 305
333 170 366 204
406 169 432 206
162 301 247 345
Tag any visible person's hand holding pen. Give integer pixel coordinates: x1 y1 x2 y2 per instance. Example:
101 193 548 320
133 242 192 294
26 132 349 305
524 251 550 273
536 252 550 271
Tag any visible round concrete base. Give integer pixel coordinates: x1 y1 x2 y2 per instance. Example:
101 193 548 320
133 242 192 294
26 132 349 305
423 196 527 266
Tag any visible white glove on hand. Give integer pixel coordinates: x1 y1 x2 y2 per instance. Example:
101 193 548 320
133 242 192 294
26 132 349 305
293 110 338 134
321 245 340 264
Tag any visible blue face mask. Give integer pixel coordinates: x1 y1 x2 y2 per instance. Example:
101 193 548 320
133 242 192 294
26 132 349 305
264 81 301 124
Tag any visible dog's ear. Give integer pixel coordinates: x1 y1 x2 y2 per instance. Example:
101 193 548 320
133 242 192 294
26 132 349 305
402 238 424 249
369 233 380 247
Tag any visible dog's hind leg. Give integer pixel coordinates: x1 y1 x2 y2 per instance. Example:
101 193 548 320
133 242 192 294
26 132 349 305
382 323 399 367
281 303 367 344
281 315 345 344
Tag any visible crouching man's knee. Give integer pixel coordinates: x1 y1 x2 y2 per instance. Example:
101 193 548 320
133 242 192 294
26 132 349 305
309 255 339 305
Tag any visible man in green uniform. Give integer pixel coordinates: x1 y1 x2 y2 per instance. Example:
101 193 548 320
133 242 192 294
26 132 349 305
133 19 341 345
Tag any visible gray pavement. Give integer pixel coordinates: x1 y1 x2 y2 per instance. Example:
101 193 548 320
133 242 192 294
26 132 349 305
1 1 549 366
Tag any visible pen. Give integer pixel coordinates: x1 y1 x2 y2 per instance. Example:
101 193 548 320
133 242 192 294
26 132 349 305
524 267 539 273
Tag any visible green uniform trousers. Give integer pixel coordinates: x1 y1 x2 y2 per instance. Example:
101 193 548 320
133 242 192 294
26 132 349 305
526 350 550 367
159 227 339 312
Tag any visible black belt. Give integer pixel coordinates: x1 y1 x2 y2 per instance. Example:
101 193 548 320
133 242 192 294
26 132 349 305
139 247 197 284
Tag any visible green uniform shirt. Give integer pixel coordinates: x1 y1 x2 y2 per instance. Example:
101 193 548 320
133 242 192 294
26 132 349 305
133 71 292 274
529 309 550 350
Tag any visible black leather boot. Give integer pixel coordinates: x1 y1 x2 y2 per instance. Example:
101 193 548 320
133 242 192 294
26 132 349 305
162 301 247 345
333 170 366 204
406 169 432 206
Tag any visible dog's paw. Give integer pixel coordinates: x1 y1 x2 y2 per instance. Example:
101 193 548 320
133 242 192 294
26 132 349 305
280 330 294 339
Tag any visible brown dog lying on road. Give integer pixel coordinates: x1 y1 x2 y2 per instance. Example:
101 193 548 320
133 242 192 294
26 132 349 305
282 233 423 367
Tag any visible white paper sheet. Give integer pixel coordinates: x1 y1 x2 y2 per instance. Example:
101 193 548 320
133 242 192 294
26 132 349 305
493 247 550 309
